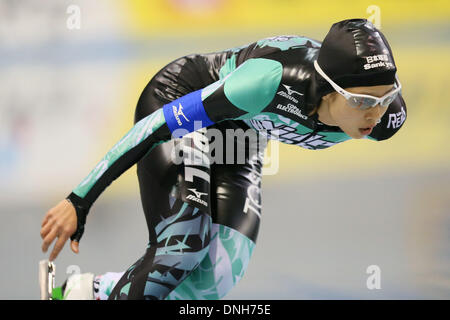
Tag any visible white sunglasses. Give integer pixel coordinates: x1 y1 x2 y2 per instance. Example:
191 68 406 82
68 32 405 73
314 60 402 110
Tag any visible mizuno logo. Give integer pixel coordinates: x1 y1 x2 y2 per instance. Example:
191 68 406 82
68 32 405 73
188 188 207 199
282 84 303 97
172 103 190 126
186 188 208 207
277 84 303 104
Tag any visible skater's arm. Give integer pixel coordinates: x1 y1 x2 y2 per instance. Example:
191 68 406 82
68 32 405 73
41 108 172 259
40 58 282 260
200 58 283 123
68 58 283 215
66 108 171 221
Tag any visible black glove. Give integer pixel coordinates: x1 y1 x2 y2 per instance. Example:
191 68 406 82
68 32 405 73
66 192 91 242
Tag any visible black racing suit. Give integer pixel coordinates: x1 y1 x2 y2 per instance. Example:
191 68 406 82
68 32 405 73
66 35 407 299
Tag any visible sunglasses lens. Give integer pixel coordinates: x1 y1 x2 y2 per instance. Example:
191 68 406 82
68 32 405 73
381 92 398 107
347 97 360 108
361 97 377 107
347 96 377 109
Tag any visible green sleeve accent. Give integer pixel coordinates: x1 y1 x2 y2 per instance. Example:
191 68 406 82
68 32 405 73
257 36 321 51
73 108 166 198
201 53 237 101
219 54 237 79
223 58 283 115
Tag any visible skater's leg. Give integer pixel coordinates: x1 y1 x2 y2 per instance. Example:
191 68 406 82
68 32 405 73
166 124 266 300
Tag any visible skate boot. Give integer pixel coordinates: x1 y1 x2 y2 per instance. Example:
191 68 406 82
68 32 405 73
39 260 95 300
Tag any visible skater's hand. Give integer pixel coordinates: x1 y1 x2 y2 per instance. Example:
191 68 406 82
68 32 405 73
41 199 80 261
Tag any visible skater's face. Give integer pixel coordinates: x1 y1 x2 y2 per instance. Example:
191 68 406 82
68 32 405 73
321 84 394 139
